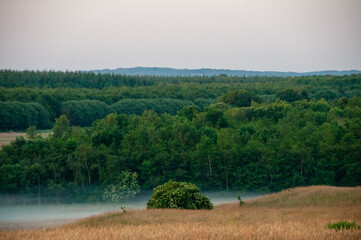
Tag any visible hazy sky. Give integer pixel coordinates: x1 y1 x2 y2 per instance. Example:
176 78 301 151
0 0 360 72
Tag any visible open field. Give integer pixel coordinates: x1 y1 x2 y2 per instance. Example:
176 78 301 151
0 191 261 230
1 186 360 239
0 131 50 148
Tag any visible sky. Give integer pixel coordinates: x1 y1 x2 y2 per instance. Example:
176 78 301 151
0 0 360 72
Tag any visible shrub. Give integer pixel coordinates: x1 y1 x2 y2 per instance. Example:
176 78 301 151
237 195 244 206
103 171 140 203
327 221 361 231
147 180 213 209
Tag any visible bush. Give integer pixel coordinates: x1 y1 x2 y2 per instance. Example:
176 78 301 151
237 195 244 206
327 221 361 231
103 171 140 203
147 180 213 209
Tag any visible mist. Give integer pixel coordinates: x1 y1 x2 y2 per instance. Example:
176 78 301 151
0 191 263 230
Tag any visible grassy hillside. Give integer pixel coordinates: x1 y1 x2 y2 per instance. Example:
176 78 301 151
1 186 361 239
246 186 361 208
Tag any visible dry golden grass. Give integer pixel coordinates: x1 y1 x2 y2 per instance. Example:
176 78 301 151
246 185 361 208
1 186 361 239
0 131 50 148
0 132 25 148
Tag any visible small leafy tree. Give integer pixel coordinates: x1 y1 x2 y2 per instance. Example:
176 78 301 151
26 125 38 139
52 115 71 138
147 180 213 209
103 171 140 208
237 195 244 206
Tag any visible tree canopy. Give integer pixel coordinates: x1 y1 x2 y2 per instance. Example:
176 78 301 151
0 71 360 204
147 180 213 209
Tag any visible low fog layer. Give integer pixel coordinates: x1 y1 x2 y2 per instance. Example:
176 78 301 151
0 191 263 230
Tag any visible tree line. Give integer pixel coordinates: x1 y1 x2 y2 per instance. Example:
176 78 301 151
1 97 360 203
0 98 194 130
1 71 360 130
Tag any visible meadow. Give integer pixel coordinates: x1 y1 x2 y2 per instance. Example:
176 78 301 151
0 131 50 148
1 186 360 239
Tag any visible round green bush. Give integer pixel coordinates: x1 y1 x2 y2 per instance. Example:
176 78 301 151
147 180 213 209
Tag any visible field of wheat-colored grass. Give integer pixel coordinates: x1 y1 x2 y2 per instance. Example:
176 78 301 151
1 186 361 239
0 131 50 148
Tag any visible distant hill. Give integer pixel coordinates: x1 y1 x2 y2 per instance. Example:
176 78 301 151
91 67 361 77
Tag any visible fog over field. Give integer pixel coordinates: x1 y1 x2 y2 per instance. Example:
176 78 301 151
1 187 360 239
0 191 262 230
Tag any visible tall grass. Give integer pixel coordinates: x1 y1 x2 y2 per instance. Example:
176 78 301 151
1 186 360 239
246 186 361 208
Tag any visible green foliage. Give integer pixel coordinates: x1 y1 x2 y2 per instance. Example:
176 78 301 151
26 125 38 139
61 100 109 126
276 89 307 102
178 105 201 121
52 115 71 138
237 195 244 206
327 221 361 231
91 113 124 148
111 98 192 116
0 164 26 193
1 96 361 202
1 71 361 129
103 171 140 203
1 70 361 202
204 108 228 128
218 89 259 107
0 101 51 130
147 180 213 209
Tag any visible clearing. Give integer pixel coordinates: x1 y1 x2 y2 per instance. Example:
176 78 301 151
0 130 51 148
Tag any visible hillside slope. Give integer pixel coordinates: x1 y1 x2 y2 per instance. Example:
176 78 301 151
247 185 361 207
1 186 360 239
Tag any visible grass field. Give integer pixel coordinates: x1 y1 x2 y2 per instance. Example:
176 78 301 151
1 186 360 239
0 130 51 148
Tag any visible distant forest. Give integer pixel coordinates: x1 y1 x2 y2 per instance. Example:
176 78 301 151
0 70 360 203
1 70 361 130
91 66 361 77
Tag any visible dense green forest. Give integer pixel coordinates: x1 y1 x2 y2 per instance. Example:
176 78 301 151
0 70 361 203
1 70 361 130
